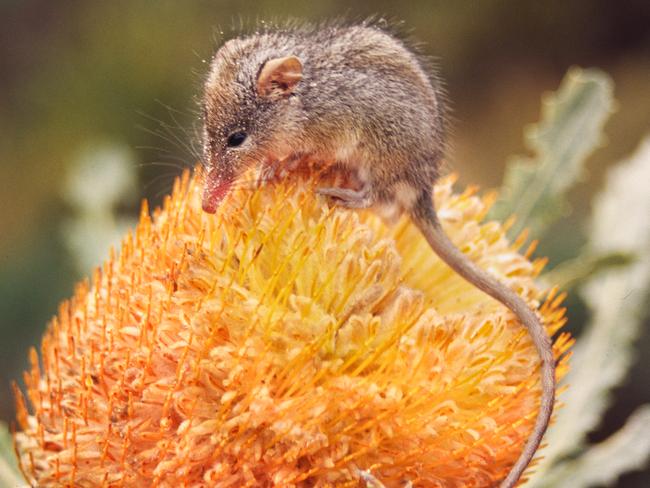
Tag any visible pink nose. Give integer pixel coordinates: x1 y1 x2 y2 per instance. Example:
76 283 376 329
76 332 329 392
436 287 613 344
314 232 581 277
202 177 232 214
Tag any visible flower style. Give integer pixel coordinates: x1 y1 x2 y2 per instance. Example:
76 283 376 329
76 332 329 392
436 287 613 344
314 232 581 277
14 170 571 487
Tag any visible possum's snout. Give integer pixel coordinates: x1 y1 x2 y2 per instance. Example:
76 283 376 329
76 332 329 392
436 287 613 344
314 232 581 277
202 168 233 214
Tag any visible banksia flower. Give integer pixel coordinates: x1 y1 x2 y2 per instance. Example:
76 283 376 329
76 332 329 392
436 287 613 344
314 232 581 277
14 170 571 487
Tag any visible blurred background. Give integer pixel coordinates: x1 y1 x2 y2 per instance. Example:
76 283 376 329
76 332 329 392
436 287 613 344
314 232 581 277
1 1 648 485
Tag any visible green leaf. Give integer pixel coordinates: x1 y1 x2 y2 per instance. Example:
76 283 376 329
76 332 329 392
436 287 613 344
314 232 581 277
527 136 650 485
489 67 615 238
530 405 650 488
0 422 24 487
540 250 633 291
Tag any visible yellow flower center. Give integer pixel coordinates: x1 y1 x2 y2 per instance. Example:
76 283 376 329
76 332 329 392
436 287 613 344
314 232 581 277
14 171 571 487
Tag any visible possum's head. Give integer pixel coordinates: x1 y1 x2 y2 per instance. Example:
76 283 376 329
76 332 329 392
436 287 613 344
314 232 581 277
201 38 305 213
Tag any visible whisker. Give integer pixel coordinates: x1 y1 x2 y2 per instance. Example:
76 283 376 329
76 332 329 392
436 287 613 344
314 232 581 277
143 171 181 193
153 99 201 118
136 111 199 161
136 123 193 161
153 100 203 159
134 145 184 157
155 184 179 200
137 161 187 171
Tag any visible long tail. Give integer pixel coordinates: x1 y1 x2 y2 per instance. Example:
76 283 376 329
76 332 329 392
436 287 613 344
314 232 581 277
410 205 555 488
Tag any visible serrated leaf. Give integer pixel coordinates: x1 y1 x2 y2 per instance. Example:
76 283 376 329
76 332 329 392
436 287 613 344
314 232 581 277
527 136 650 485
489 67 615 238
0 422 24 487
530 405 650 488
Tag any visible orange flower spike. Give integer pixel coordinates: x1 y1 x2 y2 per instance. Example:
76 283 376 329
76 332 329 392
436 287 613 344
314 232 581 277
14 169 570 487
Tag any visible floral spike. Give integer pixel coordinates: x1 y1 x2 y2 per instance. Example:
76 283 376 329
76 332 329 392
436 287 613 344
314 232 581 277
14 169 570 486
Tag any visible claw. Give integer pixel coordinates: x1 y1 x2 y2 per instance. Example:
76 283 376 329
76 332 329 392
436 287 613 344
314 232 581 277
317 186 373 209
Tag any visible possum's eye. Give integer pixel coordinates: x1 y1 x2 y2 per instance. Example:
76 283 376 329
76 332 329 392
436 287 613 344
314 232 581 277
227 131 247 148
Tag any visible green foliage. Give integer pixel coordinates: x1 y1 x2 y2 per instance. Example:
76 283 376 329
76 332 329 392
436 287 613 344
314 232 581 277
4 54 649 486
489 67 650 486
540 250 633 291
527 136 650 486
489 67 615 238
0 422 24 487
532 406 650 488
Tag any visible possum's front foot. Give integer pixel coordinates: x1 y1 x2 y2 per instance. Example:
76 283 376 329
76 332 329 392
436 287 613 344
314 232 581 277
317 186 373 209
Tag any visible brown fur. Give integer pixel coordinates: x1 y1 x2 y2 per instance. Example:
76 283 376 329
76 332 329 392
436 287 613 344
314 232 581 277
201 21 554 488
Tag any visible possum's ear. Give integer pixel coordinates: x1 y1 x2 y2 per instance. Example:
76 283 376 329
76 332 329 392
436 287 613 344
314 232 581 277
257 56 303 98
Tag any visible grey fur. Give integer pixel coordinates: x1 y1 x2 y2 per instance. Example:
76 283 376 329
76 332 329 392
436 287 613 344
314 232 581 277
201 23 445 204
201 22 554 488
